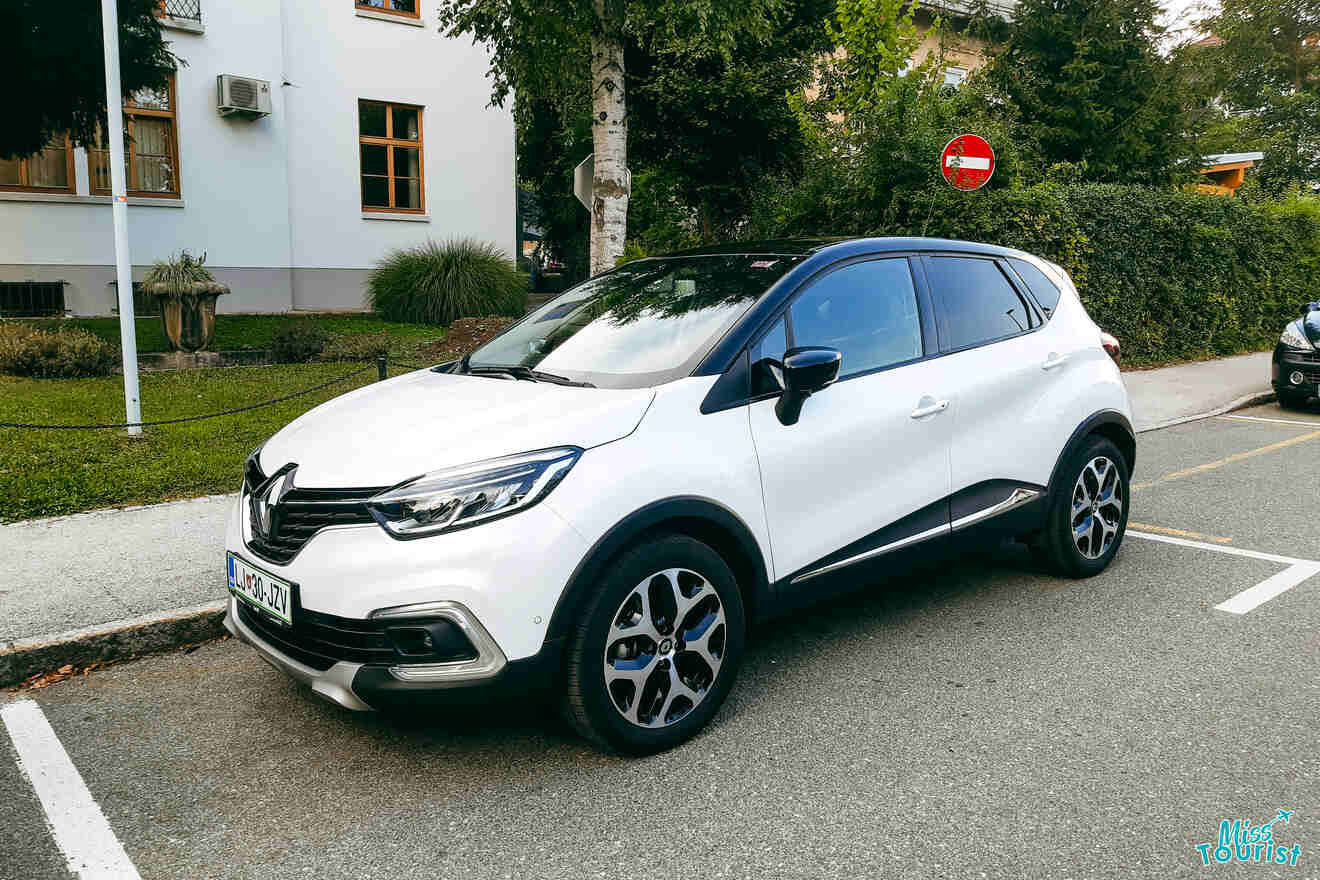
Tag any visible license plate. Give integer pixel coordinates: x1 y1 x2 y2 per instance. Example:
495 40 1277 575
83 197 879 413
227 553 293 626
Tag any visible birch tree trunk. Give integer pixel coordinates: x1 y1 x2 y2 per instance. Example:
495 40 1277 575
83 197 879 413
589 32 628 275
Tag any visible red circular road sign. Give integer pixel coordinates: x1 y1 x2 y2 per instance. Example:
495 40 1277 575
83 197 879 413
941 134 995 191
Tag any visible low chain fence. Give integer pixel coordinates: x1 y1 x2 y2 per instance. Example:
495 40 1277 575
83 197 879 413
0 355 431 431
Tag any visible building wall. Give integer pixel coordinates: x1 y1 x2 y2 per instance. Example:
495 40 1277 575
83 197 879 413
911 4 1008 80
280 1 515 310
0 0 514 316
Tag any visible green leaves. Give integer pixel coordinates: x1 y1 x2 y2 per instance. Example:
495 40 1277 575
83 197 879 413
988 0 1191 185
2 0 177 158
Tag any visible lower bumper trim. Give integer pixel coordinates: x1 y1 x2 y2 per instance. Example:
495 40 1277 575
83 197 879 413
224 596 372 712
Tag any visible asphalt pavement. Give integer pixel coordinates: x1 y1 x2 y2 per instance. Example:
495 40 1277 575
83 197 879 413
4 399 1319 880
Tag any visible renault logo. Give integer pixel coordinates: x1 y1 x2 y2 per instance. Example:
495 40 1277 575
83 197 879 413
251 467 295 538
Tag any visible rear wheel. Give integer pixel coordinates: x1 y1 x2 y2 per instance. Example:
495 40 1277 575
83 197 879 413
1039 436 1130 578
562 534 745 755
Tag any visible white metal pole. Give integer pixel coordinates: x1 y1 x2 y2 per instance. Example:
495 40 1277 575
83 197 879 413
99 0 142 436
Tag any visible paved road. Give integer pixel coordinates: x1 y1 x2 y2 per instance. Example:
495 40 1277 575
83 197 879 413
4 402 1319 880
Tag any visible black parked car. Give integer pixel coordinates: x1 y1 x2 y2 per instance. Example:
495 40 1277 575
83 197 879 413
1273 302 1320 409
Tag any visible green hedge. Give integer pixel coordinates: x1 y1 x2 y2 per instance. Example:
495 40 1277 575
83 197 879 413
751 183 1320 366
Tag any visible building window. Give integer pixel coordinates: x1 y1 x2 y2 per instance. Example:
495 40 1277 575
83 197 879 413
90 75 181 198
0 136 75 193
358 100 424 213
355 0 418 19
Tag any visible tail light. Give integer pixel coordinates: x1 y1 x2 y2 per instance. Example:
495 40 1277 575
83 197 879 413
1100 331 1121 364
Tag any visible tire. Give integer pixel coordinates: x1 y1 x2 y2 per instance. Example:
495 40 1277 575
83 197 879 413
1278 390 1310 411
562 533 746 755
1039 435 1130 578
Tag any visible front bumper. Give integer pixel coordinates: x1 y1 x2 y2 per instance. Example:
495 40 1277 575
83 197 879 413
224 595 562 712
223 489 589 664
1272 344 1320 398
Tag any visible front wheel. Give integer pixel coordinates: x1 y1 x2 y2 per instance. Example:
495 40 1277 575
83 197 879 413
1278 390 1311 411
1039 436 1130 578
562 534 745 755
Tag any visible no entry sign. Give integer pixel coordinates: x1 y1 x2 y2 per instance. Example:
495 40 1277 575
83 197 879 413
941 134 995 191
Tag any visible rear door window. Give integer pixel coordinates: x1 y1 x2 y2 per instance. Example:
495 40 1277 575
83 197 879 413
1007 257 1062 316
923 256 1038 351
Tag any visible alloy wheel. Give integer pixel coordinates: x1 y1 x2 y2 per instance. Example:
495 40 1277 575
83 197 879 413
1070 455 1123 559
602 568 727 728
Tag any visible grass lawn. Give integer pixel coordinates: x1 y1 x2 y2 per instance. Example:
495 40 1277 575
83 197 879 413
18 313 441 355
0 362 416 522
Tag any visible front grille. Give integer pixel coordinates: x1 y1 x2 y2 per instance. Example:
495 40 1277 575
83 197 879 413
1290 350 1320 363
237 601 399 671
1306 371 1320 384
243 459 381 564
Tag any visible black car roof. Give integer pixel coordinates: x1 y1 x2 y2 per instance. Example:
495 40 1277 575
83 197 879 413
665 236 1033 261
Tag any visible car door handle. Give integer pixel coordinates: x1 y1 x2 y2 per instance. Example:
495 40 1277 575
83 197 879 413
910 399 950 419
1042 352 1069 371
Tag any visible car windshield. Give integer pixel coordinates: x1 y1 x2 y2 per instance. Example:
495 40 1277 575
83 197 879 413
466 255 802 389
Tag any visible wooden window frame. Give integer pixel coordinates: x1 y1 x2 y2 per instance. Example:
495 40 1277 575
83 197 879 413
0 136 76 194
354 0 420 20
358 99 426 214
91 74 182 199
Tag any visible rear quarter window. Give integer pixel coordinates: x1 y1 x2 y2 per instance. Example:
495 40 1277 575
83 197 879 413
1007 258 1062 315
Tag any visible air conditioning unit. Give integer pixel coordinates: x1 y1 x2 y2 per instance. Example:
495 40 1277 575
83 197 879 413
217 75 272 119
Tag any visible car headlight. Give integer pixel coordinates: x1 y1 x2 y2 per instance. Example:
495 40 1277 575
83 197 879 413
365 447 581 539
1281 322 1313 351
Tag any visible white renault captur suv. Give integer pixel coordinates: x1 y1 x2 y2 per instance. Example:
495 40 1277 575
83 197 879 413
224 237 1135 754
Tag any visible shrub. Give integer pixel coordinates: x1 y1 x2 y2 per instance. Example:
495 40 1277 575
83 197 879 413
0 322 119 378
141 250 228 299
270 321 328 363
367 238 528 326
320 331 395 362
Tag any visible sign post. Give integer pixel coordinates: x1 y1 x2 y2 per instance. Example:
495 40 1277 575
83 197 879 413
100 0 143 436
940 134 996 192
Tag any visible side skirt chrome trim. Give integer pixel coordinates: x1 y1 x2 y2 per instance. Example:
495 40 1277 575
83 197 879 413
789 487 1042 586
790 522 951 585
950 487 1041 532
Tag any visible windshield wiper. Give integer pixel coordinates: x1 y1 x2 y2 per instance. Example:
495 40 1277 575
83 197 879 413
465 364 595 388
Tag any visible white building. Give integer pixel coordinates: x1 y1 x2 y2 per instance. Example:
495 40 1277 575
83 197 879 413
0 0 515 316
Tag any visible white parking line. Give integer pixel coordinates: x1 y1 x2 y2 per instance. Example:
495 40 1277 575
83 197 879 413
1215 562 1320 615
1 699 141 880
1127 531 1320 615
1220 414 1320 428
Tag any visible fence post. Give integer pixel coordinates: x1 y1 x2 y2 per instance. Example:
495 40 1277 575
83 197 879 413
376 354 387 381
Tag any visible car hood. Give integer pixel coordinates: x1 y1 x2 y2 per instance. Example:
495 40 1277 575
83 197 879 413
258 369 655 488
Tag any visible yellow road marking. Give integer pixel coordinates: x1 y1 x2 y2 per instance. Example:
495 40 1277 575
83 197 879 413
1133 429 1320 490
1127 522 1232 544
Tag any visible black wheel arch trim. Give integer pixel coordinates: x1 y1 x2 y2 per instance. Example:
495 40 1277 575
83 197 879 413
1047 410 1137 495
543 496 774 644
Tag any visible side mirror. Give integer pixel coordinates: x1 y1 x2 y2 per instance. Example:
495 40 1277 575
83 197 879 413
774 346 841 426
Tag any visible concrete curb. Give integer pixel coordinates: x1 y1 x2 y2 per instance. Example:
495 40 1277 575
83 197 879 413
1136 391 1276 434
0 600 227 688
2 492 238 530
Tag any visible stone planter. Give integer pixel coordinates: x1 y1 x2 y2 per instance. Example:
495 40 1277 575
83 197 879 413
143 281 230 352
